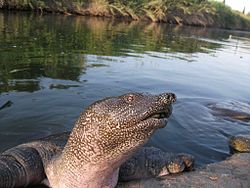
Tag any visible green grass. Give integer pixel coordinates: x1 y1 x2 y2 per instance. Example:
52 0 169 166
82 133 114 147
208 0 250 29
1 0 250 30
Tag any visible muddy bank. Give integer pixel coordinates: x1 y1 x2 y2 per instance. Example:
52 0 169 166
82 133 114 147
118 153 250 188
1 0 250 31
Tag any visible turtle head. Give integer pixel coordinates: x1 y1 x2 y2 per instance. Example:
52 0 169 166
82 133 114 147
65 92 176 164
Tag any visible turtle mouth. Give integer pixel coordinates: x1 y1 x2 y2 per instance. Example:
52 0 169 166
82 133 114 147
146 105 172 120
142 106 172 128
148 111 171 119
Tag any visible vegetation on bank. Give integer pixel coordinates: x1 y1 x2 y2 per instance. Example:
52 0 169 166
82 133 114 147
1 0 250 30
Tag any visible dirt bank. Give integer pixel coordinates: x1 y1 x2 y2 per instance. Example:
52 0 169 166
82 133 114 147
1 0 250 31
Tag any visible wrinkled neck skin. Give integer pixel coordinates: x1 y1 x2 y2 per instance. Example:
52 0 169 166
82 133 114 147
47 149 120 188
47 158 119 188
46 126 144 188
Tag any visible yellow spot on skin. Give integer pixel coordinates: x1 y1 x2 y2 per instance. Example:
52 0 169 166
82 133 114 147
209 176 219 181
158 166 169 176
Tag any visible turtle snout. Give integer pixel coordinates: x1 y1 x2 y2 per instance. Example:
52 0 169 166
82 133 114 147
158 93 177 105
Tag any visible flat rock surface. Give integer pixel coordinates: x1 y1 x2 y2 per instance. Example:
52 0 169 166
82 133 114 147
118 153 250 188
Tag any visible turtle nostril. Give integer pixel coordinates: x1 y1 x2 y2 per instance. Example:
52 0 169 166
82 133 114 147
159 93 177 104
169 93 177 103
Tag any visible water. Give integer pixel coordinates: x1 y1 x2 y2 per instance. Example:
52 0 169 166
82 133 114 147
0 11 250 167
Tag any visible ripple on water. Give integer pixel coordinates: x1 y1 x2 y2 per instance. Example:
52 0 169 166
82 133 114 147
0 12 250 166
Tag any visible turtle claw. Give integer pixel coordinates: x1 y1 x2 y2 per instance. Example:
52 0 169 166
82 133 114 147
177 153 195 171
164 153 194 174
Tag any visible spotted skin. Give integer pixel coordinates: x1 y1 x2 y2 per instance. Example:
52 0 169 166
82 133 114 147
0 92 176 188
47 92 176 188
63 93 175 163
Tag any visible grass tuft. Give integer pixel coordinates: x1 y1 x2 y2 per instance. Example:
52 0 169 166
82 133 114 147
1 0 250 30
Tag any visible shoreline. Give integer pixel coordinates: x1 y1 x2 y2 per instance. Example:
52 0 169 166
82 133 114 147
1 0 250 31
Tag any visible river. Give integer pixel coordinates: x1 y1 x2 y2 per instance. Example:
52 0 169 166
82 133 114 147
0 11 250 167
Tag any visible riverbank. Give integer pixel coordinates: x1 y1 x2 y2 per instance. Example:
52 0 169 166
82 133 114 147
1 0 250 31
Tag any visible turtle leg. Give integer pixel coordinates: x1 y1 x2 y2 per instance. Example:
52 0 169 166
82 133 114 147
118 147 194 182
0 146 45 187
0 133 68 187
162 153 194 175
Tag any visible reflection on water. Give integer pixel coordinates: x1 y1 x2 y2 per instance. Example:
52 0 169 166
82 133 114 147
0 12 222 93
0 11 250 166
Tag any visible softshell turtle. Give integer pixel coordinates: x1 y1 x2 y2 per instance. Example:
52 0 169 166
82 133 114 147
0 92 193 188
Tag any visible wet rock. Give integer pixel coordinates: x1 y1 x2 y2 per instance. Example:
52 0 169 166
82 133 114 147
229 135 250 153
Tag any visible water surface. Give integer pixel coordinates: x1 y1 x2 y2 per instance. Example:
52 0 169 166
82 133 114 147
0 11 250 166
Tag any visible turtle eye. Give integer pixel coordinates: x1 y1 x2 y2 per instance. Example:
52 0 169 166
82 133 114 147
124 94 136 103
